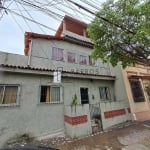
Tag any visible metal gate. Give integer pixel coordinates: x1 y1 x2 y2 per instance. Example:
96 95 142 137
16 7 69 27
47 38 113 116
89 103 102 132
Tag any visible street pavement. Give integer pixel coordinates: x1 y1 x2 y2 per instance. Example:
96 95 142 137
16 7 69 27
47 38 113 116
3 120 150 150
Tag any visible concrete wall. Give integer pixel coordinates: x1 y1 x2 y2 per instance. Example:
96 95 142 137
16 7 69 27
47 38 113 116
0 72 64 147
113 65 129 101
29 39 112 76
0 70 131 145
62 77 114 105
62 77 131 133
0 51 28 66
0 39 132 145
64 105 92 138
100 101 131 129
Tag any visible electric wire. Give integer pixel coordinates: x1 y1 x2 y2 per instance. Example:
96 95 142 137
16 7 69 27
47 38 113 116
0 0 13 20
63 0 93 22
7 8 58 32
66 0 135 34
14 0 33 31
15 0 63 21
18 2 46 33
9 11 24 33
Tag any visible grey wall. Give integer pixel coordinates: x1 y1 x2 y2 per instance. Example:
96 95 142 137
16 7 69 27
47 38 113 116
29 39 112 76
0 51 28 66
113 65 129 101
0 72 64 147
0 38 131 145
0 69 130 146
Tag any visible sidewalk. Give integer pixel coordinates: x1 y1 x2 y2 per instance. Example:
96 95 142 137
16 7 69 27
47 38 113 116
55 121 150 150
3 121 150 150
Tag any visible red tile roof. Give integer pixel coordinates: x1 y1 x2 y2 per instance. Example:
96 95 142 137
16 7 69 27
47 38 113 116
0 64 115 79
24 32 93 56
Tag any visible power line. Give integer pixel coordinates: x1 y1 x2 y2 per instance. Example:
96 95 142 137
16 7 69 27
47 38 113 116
15 0 63 21
66 0 135 34
7 8 58 32
80 0 101 11
9 11 24 33
18 2 46 33
14 0 32 31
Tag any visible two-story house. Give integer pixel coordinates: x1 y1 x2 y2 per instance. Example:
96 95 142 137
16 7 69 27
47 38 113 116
0 15 131 146
122 64 150 121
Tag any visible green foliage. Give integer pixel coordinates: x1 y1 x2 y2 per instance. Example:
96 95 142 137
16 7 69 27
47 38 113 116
88 0 150 67
70 94 77 107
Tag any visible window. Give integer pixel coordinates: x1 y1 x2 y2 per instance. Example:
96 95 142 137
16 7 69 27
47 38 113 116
80 88 89 104
130 80 145 102
67 52 76 63
89 55 95 65
0 85 19 106
79 55 87 65
52 47 64 61
40 86 62 103
99 87 111 101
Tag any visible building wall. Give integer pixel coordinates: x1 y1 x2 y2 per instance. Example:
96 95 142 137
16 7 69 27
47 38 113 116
122 65 150 120
0 51 28 66
29 39 111 76
0 72 64 147
0 38 132 144
0 70 113 144
62 77 131 132
0 68 131 145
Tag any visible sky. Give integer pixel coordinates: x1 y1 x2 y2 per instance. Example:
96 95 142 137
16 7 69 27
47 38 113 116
0 0 105 55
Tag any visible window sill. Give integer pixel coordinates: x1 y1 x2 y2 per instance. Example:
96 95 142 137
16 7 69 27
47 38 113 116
100 100 113 103
68 61 76 64
51 59 65 62
0 103 20 108
38 102 63 105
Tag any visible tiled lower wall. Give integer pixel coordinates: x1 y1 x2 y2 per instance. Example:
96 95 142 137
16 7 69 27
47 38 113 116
100 101 132 129
104 109 126 118
64 115 88 125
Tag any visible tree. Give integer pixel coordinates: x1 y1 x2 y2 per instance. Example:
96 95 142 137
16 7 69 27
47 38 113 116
87 0 150 67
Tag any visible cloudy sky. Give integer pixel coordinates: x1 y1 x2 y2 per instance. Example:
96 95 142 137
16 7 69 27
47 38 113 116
0 0 105 55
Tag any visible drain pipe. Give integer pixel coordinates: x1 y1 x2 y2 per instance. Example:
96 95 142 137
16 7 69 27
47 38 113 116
27 40 33 66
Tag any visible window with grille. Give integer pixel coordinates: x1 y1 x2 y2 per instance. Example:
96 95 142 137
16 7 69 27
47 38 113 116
99 87 111 101
40 86 62 103
0 85 19 106
129 80 145 102
79 55 87 65
67 52 76 63
89 55 95 65
52 47 64 61
80 88 89 104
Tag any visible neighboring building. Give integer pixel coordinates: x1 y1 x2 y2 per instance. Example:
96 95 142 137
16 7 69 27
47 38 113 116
122 64 150 121
0 15 131 146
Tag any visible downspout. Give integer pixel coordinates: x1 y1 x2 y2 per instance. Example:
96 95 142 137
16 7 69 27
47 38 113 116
27 40 33 66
